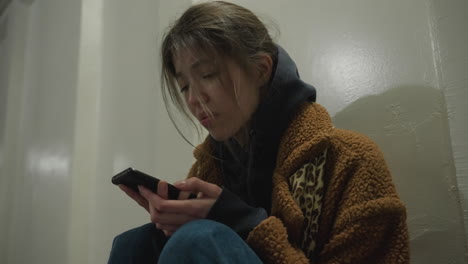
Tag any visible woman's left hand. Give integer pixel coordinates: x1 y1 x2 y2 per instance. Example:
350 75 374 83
138 177 222 236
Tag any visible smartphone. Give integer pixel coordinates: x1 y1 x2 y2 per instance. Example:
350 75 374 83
112 167 182 199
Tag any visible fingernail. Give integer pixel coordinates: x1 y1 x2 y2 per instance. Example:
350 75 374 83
174 180 186 187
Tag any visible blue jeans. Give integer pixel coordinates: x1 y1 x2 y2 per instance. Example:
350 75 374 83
108 219 263 264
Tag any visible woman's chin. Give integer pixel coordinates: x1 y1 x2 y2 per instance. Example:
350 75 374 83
208 130 234 142
209 133 229 142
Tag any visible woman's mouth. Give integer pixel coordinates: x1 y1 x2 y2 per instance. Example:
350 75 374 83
199 114 215 128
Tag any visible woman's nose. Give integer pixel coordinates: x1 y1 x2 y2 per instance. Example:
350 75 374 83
187 87 209 107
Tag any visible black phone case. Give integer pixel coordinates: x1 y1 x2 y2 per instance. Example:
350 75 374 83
112 167 181 199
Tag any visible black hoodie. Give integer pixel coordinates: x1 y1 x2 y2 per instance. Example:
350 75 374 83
206 45 316 239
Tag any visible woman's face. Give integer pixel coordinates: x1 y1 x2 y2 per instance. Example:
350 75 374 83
173 48 262 142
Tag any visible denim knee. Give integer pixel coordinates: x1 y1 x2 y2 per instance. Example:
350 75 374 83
108 223 167 264
159 220 262 264
170 219 229 245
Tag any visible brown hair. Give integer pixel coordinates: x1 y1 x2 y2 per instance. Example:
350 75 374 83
160 1 278 144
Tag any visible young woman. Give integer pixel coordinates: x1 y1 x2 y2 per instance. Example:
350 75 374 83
108 1 409 263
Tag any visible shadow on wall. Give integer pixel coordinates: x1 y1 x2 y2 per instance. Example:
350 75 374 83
332 85 466 264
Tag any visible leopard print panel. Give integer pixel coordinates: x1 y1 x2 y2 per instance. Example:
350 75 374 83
289 148 327 259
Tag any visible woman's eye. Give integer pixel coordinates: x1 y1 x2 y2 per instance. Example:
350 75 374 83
202 72 216 79
180 85 189 93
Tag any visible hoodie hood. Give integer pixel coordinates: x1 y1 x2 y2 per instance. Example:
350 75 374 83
251 45 316 144
216 45 317 211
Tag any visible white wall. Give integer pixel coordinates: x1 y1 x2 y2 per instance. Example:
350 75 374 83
85 0 194 263
0 6 11 263
0 0 467 263
1 1 81 263
430 0 468 251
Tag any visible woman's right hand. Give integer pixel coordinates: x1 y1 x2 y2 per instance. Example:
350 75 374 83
119 183 193 213
119 184 150 213
138 178 222 236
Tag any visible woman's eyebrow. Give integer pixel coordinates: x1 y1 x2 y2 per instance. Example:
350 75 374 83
176 59 212 79
191 59 211 69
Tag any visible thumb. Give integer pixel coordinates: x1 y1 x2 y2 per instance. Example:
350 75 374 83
174 178 221 198
157 181 169 199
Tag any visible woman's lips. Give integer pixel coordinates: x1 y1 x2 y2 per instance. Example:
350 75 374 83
198 113 217 128
200 116 213 127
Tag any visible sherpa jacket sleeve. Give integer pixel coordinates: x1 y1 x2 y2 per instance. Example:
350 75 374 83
244 133 409 264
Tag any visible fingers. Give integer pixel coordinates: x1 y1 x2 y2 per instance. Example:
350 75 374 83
162 228 175 237
178 190 192 200
164 198 215 218
173 178 222 198
139 184 216 219
153 211 196 226
119 184 149 212
139 185 180 213
147 201 195 237
157 181 169 199
156 223 179 233
139 185 165 210
158 224 179 232
147 201 196 225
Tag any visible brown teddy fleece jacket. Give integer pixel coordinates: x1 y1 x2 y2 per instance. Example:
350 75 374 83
187 102 410 264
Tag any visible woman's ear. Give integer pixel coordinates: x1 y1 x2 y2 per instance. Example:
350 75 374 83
255 54 273 86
